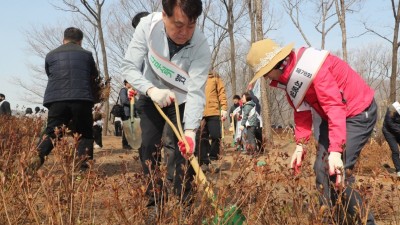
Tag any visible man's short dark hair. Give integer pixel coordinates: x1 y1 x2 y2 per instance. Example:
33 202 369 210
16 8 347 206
242 92 252 102
0 94 5 98
162 0 203 22
233 95 240 100
64 27 83 43
26 108 33 114
132 11 150 29
35 106 40 113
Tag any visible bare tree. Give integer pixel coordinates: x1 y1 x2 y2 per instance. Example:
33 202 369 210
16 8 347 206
283 0 339 49
253 0 274 147
14 25 65 104
55 0 112 135
334 0 365 61
282 0 312 46
205 0 247 95
363 0 400 103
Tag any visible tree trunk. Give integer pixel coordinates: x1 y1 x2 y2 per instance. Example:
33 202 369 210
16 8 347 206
255 0 273 148
390 1 400 102
97 19 110 135
335 0 348 61
227 0 237 96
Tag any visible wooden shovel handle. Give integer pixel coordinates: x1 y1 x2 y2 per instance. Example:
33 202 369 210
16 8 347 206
153 101 216 201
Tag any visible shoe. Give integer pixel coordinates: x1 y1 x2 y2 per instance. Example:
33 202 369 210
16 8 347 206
209 162 221 173
123 145 132 150
80 162 90 171
94 144 101 149
26 156 42 176
200 164 209 173
145 205 158 224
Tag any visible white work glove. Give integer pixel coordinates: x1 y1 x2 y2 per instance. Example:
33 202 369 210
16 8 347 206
239 125 245 131
178 130 196 159
147 87 175 107
290 144 306 175
220 110 228 121
328 152 344 187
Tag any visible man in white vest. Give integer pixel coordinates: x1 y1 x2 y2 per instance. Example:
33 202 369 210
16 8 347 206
246 39 376 224
122 0 211 215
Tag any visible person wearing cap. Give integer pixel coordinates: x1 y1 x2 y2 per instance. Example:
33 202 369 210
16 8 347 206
382 102 400 178
246 39 376 224
196 71 228 173
122 0 211 212
0 94 11 116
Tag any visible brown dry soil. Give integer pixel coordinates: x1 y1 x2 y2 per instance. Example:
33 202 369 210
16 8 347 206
88 132 400 225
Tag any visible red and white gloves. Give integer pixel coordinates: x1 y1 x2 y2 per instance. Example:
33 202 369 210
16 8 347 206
128 89 137 100
290 144 306 175
147 87 175 107
328 152 344 187
220 110 228 121
290 144 344 187
178 130 196 159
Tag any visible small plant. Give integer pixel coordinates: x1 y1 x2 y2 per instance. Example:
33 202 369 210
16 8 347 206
0 116 398 224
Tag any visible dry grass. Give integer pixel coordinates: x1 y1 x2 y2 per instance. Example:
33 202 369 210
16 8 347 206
0 116 399 224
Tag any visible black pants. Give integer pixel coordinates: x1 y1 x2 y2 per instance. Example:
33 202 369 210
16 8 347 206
382 126 400 172
121 130 129 147
314 99 377 224
93 124 102 147
162 123 177 181
37 101 94 165
196 116 221 164
115 120 122 136
136 95 194 204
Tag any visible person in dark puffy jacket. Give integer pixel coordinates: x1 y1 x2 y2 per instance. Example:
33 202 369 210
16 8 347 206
31 27 99 172
382 103 400 177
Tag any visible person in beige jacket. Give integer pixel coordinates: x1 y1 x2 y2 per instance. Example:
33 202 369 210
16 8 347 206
196 71 228 172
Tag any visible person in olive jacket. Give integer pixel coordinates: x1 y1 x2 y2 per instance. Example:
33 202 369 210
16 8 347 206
196 71 228 172
382 102 400 177
31 27 99 172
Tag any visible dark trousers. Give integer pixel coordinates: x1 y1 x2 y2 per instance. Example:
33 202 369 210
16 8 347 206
314 99 376 224
115 121 122 136
136 96 194 204
162 123 177 181
196 116 221 165
37 101 94 166
246 126 257 150
255 126 263 151
121 130 129 147
93 124 102 147
382 126 400 172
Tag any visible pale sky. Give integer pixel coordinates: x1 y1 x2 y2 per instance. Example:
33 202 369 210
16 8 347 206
0 0 61 110
0 0 394 110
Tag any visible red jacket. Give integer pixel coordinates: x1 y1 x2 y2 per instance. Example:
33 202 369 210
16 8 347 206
272 48 375 153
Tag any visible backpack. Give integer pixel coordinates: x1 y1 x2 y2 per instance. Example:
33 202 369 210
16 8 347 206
110 95 125 118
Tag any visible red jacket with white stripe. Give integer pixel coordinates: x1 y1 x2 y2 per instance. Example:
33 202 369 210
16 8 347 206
271 47 374 153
